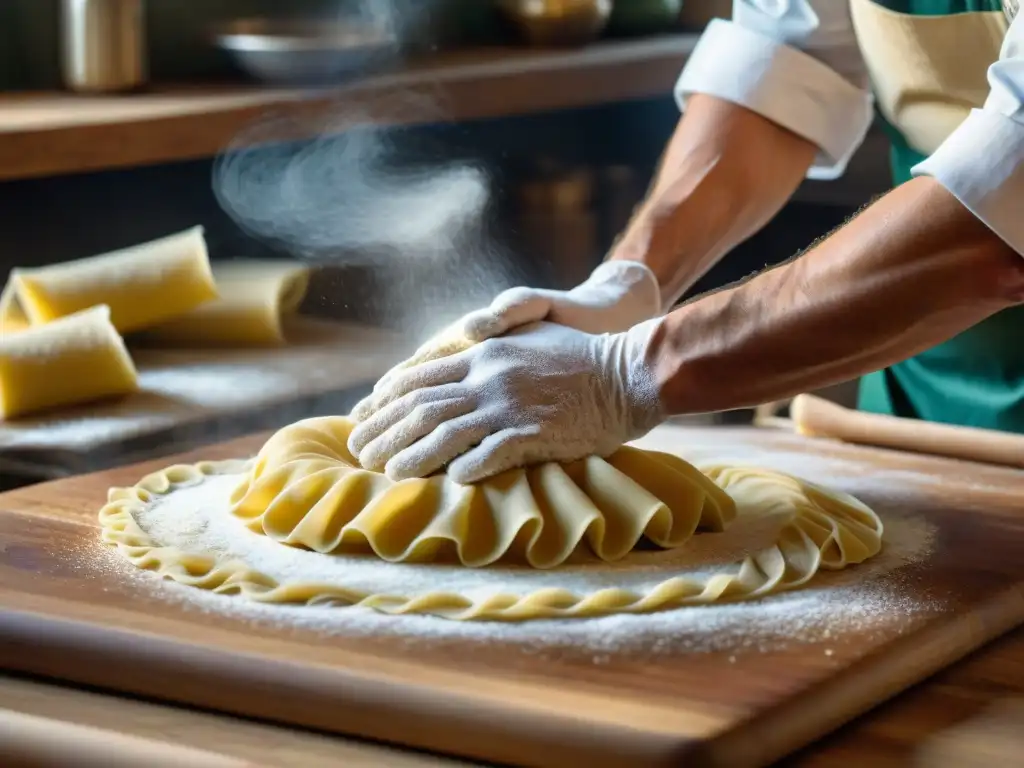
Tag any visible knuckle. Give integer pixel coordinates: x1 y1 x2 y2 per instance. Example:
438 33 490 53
432 422 458 442
391 371 419 395
435 413 473 441
400 388 431 409
496 286 535 307
409 402 432 422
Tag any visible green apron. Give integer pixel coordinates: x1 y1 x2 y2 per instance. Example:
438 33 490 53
854 0 1024 432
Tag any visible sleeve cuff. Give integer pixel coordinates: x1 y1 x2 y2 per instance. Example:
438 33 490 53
675 19 874 180
912 108 1024 258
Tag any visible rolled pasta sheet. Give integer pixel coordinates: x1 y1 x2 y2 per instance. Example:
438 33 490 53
138 260 311 347
0 305 138 419
0 278 30 334
5 226 217 333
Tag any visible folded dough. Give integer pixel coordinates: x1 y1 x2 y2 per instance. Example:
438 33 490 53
95 320 883 620
97 450 884 620
138 260 311 347
0 305 138 419
1 226 217 334
0 277 30 334
229 416 737 568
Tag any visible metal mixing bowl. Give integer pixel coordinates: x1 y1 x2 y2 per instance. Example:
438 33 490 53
212 18 398 85
497 0 613 47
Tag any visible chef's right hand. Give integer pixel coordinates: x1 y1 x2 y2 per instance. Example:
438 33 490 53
459 259 662 342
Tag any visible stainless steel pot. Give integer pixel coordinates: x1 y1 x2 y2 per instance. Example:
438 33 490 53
61 0 146 93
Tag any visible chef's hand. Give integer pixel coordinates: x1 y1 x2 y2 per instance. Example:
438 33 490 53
349 260 660 424
459 260 661 342
347 321 664 484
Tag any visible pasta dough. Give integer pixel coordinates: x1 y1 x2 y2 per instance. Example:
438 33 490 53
0 226 217 333
229 417 736 568
138 260 310 347
0 305 138 419
97 419 884 621
0 278 30 334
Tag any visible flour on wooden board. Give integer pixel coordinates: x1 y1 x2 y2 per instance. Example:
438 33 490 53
77 455 944 657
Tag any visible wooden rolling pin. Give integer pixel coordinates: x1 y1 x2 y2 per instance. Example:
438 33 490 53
790 394 1024 469
0 707 257 768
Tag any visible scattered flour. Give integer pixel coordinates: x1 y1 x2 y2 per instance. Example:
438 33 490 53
82 457 945 657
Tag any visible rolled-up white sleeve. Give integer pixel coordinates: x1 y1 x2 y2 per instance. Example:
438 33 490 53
675 1 874 180
912 15 1024 257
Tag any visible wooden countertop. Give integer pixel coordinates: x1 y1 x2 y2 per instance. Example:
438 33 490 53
3 626 1023 766
0 35 696 182
1 423 1024 765
787 626 1024 765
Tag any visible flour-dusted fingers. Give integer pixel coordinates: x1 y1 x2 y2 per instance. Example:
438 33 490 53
352 352 472 422
357 397 476 473
445 426 552 485
350 365 407 421
348 384 468 461
350 390 378 422
350 374 404 421
355 343 439 416
461 288 552 342
383 415 496 481
349 366 420 422
363 321 660 482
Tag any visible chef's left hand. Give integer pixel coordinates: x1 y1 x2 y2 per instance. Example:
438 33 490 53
347 321 663 484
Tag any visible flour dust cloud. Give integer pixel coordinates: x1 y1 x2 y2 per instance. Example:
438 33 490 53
212 0 517 338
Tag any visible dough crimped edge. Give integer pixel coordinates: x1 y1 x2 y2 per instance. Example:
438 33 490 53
97 450 884 622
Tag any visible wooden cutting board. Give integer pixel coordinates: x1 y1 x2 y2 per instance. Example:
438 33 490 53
0 424 1023 768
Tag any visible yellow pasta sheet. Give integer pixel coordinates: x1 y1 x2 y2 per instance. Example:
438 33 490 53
0 226 217 334
98 422 884 620
138 260 310 347
0 281 29 333
229 416 736 567
0 305 138 419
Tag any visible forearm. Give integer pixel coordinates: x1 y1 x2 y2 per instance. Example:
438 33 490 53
647 177 1024 414
609 94 817 309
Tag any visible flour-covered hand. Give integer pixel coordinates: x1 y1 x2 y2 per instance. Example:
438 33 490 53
347 321 664 485
459 260 661 342
349 260 660 424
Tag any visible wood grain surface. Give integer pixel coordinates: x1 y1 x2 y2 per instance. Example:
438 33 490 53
0 425 1022 767
786 627 1024 766
0 705 256 768
0 674 470 768
6 625 1024 766
0 35 696 182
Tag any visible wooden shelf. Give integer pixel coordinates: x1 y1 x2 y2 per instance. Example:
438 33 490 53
0 34 697 182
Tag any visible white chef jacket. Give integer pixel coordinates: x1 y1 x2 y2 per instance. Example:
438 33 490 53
674 1 1024 256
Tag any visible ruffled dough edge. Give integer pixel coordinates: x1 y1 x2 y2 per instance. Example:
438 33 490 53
228 416 739 569
97 459 884 622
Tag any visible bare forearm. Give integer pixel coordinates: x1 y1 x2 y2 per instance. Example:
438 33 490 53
648 177 1024 414
609 94 817 309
